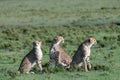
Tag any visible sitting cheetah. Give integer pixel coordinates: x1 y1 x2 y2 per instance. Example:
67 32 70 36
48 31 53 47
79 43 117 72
18 41 43 74
71 37 97 72
48 36 72 68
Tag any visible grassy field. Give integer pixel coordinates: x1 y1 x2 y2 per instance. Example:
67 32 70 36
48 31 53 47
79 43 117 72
0 0 120 80
0 0 120 27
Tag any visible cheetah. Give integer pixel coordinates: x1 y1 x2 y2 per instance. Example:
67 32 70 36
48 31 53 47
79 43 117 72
18 41 43 74
71 37 97 72
48 36 72 68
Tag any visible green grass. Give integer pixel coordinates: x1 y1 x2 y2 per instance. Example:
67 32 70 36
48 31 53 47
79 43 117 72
0 0 120 80
0 0 120 27
0 26 120 80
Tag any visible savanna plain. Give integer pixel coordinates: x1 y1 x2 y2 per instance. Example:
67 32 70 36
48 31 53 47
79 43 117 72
0 0 120 80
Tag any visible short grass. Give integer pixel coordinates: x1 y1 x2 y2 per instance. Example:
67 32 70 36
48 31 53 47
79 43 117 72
0 26 120 80
0 0 120 80
0 0 120 27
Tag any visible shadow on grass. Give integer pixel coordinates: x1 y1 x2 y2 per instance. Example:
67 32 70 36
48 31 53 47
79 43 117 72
3 62 110 80
37 63 110 74
92 64 110 71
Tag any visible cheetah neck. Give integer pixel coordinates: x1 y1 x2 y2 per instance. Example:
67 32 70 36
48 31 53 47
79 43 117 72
86 43 92 48
50 40 61 48
55 40 61 45
34 46 42 57
50 40 61 53
34 46 40 49
83 41 93 48
33 46 42 53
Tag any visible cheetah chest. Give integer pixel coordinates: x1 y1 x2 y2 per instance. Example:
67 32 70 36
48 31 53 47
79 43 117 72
35 49 43 60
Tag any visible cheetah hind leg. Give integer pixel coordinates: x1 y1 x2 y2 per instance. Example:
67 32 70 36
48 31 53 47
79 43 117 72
87 62 91 71
55 51 60 67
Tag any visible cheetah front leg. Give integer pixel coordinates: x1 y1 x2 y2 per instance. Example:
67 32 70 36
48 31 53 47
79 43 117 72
36 60 43 73
87 57 91 70
83 58 88 72
48 59 55 67
55 51 61 67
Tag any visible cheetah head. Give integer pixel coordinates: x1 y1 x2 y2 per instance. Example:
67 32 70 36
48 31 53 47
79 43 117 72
89 37 97 45
54 36 64 44
33 41 42 48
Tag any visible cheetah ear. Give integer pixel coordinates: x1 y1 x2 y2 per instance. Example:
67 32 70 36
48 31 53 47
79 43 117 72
88 38 91 43
54 37 58 41
39 41 42 45
33 41 35 45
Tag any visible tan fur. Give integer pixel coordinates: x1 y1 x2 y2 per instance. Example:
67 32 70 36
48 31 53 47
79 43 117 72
18 41 43 74
71 37 97 72
49 36 72 68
